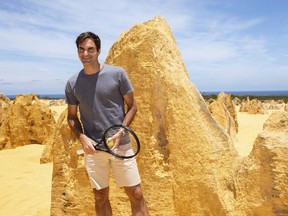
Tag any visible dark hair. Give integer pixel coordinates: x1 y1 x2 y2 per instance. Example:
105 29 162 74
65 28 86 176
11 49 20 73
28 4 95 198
75 32 101 51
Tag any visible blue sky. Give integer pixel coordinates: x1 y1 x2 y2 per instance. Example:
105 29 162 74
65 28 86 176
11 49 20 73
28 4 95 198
0 0 287 95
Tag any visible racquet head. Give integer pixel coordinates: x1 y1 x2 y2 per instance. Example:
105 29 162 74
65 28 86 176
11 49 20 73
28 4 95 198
103 125 140 159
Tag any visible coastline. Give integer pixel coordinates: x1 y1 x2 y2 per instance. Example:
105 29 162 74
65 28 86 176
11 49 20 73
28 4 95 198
6 94 66 100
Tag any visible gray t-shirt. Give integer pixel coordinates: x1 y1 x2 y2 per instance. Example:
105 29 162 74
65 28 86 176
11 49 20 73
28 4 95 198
65 64 133 143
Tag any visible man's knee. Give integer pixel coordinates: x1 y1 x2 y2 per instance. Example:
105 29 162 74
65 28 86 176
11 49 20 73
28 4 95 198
133 185 144 200
93 187 109 205
125 185 144 202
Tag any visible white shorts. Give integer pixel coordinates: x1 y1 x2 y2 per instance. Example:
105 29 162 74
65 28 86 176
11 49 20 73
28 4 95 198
84 151 141 190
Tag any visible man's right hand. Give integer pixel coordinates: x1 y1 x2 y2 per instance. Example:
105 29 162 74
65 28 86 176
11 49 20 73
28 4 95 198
79 134 97 155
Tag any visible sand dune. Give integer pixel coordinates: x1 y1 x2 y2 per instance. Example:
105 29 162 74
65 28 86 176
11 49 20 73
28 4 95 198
0 107 272 215
0 145 52 216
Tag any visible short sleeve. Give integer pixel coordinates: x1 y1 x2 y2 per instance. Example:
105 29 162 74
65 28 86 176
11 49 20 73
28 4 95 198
65 80 79 105
119 69 133 96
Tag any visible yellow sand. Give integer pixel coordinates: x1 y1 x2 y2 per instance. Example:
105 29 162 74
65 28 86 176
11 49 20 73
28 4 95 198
0 106 271 215
234 111 270 156
0 145 52 216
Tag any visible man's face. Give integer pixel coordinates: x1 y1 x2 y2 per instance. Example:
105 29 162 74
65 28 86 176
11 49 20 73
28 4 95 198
77 38 100 65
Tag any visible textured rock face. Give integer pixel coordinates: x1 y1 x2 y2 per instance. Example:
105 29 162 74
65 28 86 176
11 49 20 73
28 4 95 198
40 108 67 164
0 94 11 127
49 109 95 216
209 92 238 141
235 111 288 215
106 16 241 216
0 94 55 149
269 100 285 110
219 93 239 133
240 97 268 114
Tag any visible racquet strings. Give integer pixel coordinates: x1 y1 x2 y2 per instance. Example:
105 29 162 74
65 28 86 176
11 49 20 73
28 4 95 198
104 126 139 158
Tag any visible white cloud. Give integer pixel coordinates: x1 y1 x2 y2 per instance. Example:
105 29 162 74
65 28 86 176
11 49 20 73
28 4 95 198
0 0 287 94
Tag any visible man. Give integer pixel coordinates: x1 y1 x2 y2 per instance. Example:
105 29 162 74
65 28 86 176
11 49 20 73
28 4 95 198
65 32 149 216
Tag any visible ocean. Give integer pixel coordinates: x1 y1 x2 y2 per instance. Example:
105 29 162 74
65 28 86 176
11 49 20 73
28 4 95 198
6 94 66 99
5 90 288 99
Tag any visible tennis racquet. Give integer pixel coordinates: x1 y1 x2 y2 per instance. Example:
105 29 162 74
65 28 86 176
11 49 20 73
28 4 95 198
76 125 140 159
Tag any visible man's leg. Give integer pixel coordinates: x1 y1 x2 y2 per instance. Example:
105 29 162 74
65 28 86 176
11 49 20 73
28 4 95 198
93 187 112 216
124 184 149 216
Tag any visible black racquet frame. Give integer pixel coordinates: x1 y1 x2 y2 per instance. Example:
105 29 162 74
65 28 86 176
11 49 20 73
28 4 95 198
77 125 140 159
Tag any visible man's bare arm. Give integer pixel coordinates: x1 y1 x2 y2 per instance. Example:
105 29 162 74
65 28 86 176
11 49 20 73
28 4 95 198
67 104 83 138
123 92 138 127
67 104 96 154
